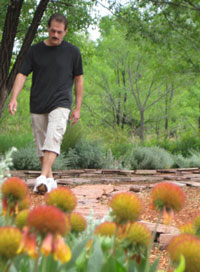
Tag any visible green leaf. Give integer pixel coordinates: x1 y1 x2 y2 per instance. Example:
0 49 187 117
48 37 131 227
60 235 91 271
149 257 160 272
7 265 18 272
87 239 104 272
174 255 185 272
102 256 126 272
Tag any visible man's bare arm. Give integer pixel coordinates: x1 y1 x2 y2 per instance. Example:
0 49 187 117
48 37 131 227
8 73 27 115
70 75 84 125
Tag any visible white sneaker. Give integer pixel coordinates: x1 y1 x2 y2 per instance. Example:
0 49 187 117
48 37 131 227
47 178 57 192
33 175 50 194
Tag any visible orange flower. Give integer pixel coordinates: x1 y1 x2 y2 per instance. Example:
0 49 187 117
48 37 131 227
45 187 77 213
27 205 67 235
40 233 53 256
123 222 151 248
70 212 87 233
40 233 71 263
0 226 22 259
53 234 71 263
150 182 185 212
109 192 143 224
18 227 38 258
167 234 200 272
95 222 117 237
15 209 29 229
2 177 28 201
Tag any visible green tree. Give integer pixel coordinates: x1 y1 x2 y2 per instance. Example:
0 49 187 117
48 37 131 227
0 0 96 118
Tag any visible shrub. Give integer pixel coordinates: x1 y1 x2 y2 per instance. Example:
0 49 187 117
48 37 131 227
155 134 200 156
11 146 69 170
66 139 109 169
173 150 200 168
61 122 85 154
0 133 33 154
127 146 174 170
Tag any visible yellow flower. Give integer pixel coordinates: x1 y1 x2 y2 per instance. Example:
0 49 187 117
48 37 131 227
169 234 200 271
15 209 29 229
150 182 185 212
0 227 22 259
167 234 200 272
95 222 117 237
2 177 28 201
27 205 67 235
40 233 71 263
179 222 195 235
109 192 143 224
192 213 200 235
53 234 71 263
70 212 87 233
45 187 77 213
124 222 151 248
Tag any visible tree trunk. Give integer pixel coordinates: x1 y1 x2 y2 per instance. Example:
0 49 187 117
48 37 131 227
0 0 50 117
121 70 127 130
139 110 144 142
0 0 24 112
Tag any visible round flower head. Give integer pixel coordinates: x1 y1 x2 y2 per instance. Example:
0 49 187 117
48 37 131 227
95 222 117 237
27 205 67 235
124 222 151 248
70 212 87 233
0 226 22 259
45 187 77 213
179 222 195 235
15 209 29 229
109 192 142 224
150 182 185 212
2 177 28 201
167 234 200 272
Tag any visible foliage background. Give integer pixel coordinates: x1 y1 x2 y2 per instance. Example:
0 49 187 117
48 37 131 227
1 0 200 168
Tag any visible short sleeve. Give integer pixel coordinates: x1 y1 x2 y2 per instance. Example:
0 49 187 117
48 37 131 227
18 47 33 76
73 48 83 77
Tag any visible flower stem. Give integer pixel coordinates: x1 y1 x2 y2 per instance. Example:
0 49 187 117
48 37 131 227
33 257 39 272
41 256 48 272
112 225 119 256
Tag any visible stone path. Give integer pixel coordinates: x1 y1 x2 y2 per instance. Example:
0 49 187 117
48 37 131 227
10 168 200 249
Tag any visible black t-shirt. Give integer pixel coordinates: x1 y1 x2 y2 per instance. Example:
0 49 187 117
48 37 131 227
19 40 83 113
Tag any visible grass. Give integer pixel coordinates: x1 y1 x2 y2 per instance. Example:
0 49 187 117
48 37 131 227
0 133 33 154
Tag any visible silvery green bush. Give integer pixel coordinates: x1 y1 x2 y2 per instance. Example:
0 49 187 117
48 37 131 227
173 150 200 168
127 146 174 170
11 146 69 170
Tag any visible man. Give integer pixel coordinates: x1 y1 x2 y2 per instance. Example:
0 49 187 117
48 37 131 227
8 13 84 194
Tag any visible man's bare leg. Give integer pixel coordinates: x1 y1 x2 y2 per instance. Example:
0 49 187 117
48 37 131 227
40 151 57 178
39 155 54 178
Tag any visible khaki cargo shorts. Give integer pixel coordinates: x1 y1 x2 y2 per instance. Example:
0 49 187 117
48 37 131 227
31 107 70 157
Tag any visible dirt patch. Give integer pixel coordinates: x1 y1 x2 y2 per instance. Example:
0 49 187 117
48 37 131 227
29 183 200 270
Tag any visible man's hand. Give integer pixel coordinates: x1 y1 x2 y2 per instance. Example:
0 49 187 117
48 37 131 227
70 109 80 125
8 99 18 115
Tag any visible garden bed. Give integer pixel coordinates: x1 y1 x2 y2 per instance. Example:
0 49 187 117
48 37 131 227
10 168 200 270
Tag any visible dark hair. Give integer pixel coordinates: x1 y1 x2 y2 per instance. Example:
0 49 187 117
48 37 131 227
48 13 68 30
